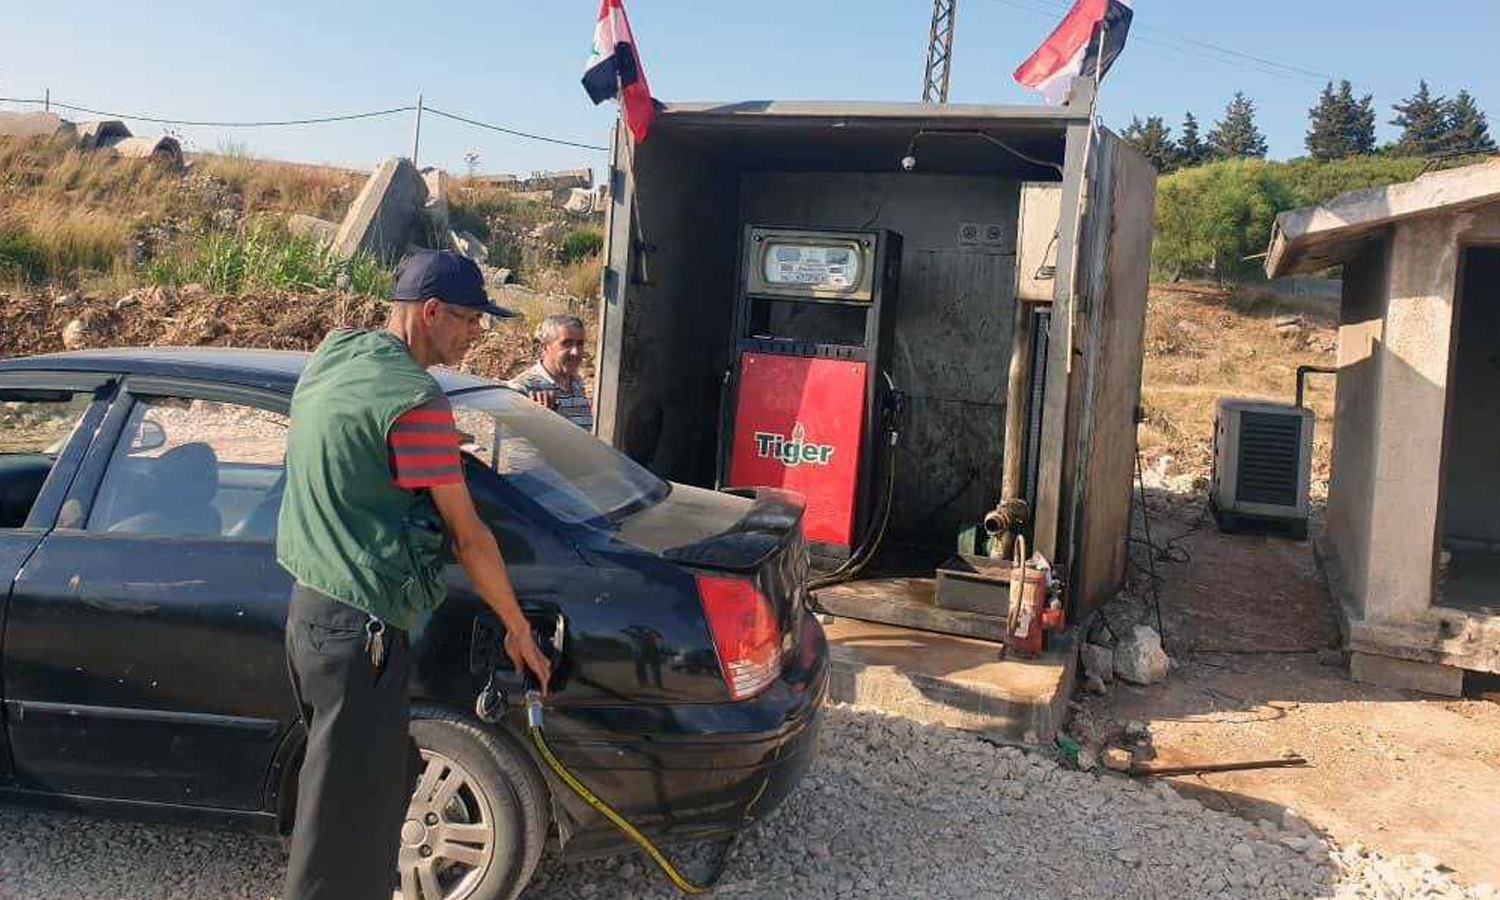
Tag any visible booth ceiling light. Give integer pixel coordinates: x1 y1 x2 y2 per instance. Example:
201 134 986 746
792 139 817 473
900 130 1063 177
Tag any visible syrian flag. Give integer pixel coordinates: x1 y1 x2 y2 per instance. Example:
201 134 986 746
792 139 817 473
1014 0 1134 105
582 0 656 143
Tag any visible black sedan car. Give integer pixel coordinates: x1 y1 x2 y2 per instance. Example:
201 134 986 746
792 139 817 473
0 348 827 900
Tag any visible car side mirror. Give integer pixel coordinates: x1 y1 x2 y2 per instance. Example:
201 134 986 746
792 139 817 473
130 420 167 453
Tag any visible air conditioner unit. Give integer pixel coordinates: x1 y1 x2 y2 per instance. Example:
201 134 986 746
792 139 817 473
1211 398 1313 540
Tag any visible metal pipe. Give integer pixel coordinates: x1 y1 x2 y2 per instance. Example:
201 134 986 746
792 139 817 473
1295 365 1336 408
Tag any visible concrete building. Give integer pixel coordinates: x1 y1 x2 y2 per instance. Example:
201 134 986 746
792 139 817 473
1266 159 1500 695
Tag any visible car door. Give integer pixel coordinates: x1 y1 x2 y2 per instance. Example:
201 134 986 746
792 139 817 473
2 376 298 811
0 372 118 783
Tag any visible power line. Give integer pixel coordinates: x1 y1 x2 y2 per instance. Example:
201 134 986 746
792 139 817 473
424 106 608 152
0 95 610 152
991 0 1367 90
0 96 415 127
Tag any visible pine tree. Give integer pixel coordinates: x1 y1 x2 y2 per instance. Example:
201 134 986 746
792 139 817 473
1178 112 1208 167
1122 115 1180 172
1444 90 1497 154
1209 92 1269 158
1347 83 1377 156
1391 80 1449 156
1307 81 1376 160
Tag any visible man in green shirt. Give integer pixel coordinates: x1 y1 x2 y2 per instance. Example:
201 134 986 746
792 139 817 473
277 250 551 900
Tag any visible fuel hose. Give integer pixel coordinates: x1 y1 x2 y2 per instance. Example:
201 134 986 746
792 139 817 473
522 691 718 895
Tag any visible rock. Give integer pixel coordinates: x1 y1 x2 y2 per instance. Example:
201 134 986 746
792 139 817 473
451 230 489 264
61 318 87 350
1316 647 1345 667
1115 625 1171 685
1229 842 1255 863
1076 747 1097 771
114 294 138 311
1280 809 1312 834
288 213 338 246
1085 674 1109 696
53 293 79 307
1101 747 1132 772
562 186 597 214
1113 848 1142 867
1124 719 1149 740
1080 642 1114 682
420 167 450 238
212 207 239 230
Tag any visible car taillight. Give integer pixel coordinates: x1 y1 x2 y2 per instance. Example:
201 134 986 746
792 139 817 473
695 573 782 700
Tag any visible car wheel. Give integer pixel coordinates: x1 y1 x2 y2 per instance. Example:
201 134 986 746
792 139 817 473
400 709 550 900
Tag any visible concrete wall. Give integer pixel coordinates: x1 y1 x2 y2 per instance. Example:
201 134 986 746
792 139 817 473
1344 203 1500 623
1328 240 1390 620
740 172 1021 541
1443 247 1500 543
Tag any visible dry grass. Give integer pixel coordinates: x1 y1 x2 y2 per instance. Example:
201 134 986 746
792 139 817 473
192 146 363 221
562 253 603 301
1140 282 1338 494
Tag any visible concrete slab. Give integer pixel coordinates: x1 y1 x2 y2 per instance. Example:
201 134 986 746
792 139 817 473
1350 651 1464 698
0 111 75 140
332 156 427 262
288 214 338 245
822 616 1076 744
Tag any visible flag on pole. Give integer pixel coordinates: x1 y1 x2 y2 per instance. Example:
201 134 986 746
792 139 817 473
1013 0 1134 105
582 0 656 143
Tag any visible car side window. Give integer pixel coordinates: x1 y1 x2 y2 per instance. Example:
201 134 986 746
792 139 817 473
87 395 289 540
0 392 94 529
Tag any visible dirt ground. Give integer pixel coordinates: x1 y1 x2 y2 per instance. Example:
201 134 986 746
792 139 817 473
1069 495 1500 887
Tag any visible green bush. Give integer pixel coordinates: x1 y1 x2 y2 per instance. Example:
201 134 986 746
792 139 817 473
1151 154 1437 282
0 228 48 283
561 228 603 264
143 222 392 296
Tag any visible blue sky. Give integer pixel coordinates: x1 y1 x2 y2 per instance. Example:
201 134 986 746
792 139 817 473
1 0 1495 177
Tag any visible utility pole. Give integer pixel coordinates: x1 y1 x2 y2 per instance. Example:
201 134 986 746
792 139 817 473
411 93 424 166
922 0 957 103
44 88 50 112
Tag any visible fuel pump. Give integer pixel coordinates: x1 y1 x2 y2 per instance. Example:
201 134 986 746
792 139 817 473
719 226 904 570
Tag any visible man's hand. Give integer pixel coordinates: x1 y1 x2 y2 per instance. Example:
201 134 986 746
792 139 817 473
528 388 558 410
429 480 553 693
504 627 552 695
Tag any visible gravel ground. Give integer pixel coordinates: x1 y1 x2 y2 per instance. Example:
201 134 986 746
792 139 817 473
0 704 1492 900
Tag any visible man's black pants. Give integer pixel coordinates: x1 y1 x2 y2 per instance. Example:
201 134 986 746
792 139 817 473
284 585 419 900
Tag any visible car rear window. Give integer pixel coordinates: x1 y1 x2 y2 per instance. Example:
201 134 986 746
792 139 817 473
449 387 668 527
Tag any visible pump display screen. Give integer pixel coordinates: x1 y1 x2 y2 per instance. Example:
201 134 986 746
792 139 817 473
761 242 863 293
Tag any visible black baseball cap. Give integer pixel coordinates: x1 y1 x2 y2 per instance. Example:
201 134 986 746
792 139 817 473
392 250 517 318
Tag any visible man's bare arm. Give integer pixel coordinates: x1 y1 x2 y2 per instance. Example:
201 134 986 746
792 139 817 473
429 480 552 692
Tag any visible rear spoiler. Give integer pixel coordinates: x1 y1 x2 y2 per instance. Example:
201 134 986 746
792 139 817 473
661 489 805 573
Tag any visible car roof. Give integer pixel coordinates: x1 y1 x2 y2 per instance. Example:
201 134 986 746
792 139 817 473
0 346 498 394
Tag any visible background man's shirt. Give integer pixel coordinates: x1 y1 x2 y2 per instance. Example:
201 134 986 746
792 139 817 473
509 362 593 430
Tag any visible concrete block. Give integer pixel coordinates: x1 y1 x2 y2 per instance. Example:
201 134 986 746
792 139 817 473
0 111 76 140
103 135 183 168
823 617 1076 744
288 214 338 245
77 120 132 150
420 167 450 240
562 187 597 214
1350 651 1464 697
332 156 428 262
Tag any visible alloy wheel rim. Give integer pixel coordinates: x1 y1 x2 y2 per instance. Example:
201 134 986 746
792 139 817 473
395 748 496 900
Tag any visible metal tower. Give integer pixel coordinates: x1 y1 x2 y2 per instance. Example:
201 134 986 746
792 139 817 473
922 0 957 103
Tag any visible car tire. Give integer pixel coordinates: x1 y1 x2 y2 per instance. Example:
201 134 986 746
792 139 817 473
402 708 551 900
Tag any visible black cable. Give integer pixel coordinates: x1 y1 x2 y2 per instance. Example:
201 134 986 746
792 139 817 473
1133 451 1165 640
425 106 609 152
0 97 414 127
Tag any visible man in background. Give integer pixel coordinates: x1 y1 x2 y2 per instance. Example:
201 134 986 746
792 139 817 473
510 313 593 430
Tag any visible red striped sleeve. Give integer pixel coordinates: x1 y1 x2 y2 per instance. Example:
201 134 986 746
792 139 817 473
388 398 463 489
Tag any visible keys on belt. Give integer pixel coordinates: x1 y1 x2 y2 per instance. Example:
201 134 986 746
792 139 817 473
365 615 387 669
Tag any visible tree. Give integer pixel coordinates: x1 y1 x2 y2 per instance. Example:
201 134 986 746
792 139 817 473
1391 80 1449 156
1122 115 1180 172
1209 92 1268 159
1178 112 1209 167
1444 90 1496 154
1306 80 1376 160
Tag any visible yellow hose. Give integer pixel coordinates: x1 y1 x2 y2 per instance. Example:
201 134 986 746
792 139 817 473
524 692 713 895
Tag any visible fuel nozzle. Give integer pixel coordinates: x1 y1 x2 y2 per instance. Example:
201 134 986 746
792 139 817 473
524 690 545 729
